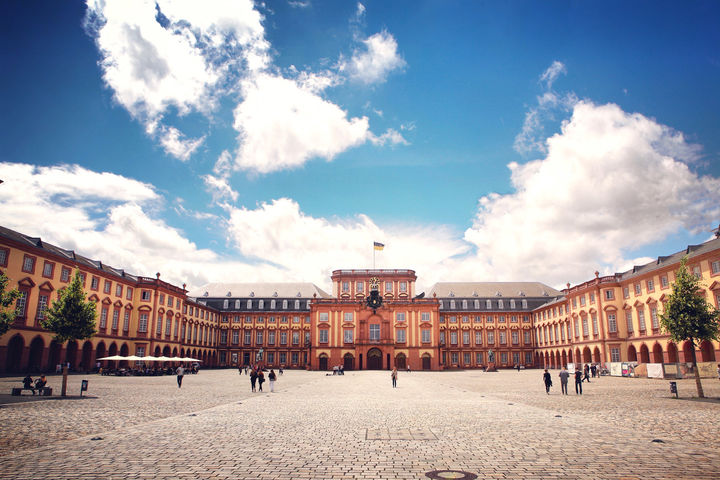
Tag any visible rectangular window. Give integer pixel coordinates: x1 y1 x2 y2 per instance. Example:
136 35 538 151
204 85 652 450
646 279 654 292
500 352 508 364
525 352 533 364
475 331 482 345
608 313 617 333
344 329 353 343
605 289 614 300
450 331 458 345
499 331 507 344
291 352 299 365
293 316 300 323
396 312 406 322
112 309 120 330
396 329 406 343
399 281 407 293
692 265 702 279
165 317 171 335
319 312 329 322
167 296 173 307
22 255 35 273
244 330 251 345
141 290 151 301
220 330 228 344
123 311 130 332
344 312 353 323
451 352 459 364
256 331 263 345
279 352 287 364
637 308 646 331
266 330 274 345
626 310 634 333
246 316 253 323
36 294 48 320
99 307 108 329
450 316 457 323
126 287 133 300
369 324 380 341
103 280 111 294
661 275 669 288
712 260 720 275
574 319 579 338
592 314 598 335
138 313 148 332
512 352 520 366
0 248 7 267
439 331 445 345
650 307 659 329
611 347 620 363
623 286 630 298
421 312 430 322
292 331 300 345
356 281 364 292
634 283 641 295
487 331 494 344
90 276 99 290
385 281 393 293
41 261 54 278
524 330 531 344
589 292 595 303
511 330 519 345
60 267 71 282
155 316 162 335
158 294 164 305
280 331 287 345
342 281 349 292
476 352 483 365
462 330 470 345
232 330 240 345
422 329 431 343
579 295 586 306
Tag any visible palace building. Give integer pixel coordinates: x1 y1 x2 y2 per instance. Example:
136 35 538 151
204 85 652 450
0 224 719 373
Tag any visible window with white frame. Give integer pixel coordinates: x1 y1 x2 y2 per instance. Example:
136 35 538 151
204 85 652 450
647 279 654 292
123 311 130 331
499 315 506 323
462 330 470 345
450 300 456 309
610 347 621 362
399 281 407 293
385 281 393 293
450 331 458 345
294 300 300 309
223 299 229 309
259 300 264 309
396 312 406 322
510 299 516 309
396 329 406 343
451 352 459 364
369 324 380 341
98 307 107 329
592 313 598 335
280 331 287 345
342 281 349 292
512 330 520 345
243 330 251 345
343 312 353 323
293 316 300 323
138 313 148 332
661 275 669 288
626 310 634 333
574 319 579 337
220 330 228 344
422 329 431 343
692 265 702 279
650 306 659 329
112 309 120 330
439 331 445 344
637 308 646 331
524 330 531 344
712 260 720 275
256 331 263 345
462 299 467 309
607 313 617 333
498 300 504 309
292 331 300 345
581 316 588 336
487 331 495 344
634 283 642 295
421 312 431 322
344 329 353 343
500 352 508 364
319 312 329 323
486 299 492 309
475 331 482 345
605 289 614 300
357 281 364 292
476 352 483 364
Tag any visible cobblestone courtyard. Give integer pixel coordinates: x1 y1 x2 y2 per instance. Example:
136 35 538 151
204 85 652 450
1 369 719 479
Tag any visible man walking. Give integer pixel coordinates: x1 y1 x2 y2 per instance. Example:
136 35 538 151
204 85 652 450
574 366 583 395
176 365 185 388
543 369 552 394
558 366 570 395
391 367 398 388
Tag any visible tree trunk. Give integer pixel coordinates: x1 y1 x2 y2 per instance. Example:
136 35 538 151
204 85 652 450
690 339 704 398
61 365 68 397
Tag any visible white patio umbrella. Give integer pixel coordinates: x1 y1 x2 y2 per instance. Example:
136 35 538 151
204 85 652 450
97 355 126 361
180 357 202 362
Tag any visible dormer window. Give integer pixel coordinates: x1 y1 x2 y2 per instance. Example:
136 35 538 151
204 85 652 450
474 299 480 309
510 299 516 309
294 300 300 309
273 292 278 297
486 300 492 309
449 291 455 297
235 300 240 309
296 292 302 297
521 299 528 309
226 291 232 297
223 300 228 309
250 292 255 297
498 299 504 309
518 291 525 296
283 300 288 309
247 300 252 309
270 299 276 309
472 291 478 297
495 291 502 297
462 300 467 309
259 300 264 309
450 300 456 309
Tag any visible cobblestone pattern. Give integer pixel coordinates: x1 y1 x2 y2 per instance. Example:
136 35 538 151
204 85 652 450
1 369 719 479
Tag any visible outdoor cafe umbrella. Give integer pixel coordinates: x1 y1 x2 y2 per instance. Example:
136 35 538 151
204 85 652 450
180 357 202 362
96 355 126 361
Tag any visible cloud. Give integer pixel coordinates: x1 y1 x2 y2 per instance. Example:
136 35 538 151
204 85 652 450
158 126 205 161
288 1 311 8
225 198 470 289
338 30 406 85
369 128 408 146
514 61 578 155
203 151 239 202
539 60 566 89
466 100 720 287
232 74 370 173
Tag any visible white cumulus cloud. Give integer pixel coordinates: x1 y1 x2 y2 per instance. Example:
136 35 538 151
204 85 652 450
339 30 406 85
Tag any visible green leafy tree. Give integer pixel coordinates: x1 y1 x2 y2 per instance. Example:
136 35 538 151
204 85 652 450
0 272 21 337
40 270 97 395
660 257 720 398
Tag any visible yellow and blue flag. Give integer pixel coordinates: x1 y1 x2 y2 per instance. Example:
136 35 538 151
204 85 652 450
373 242 385 251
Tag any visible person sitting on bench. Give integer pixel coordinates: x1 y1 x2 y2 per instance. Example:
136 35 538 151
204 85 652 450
34 375 47 393
22 374 36 395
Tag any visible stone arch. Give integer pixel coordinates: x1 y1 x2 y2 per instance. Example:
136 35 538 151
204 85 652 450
154 345 161 356
65 340 79 369
81 340 93 372
172 347 178 357
639 343 650 363
555 351 561 369
561 350 567 367
652 343 664 363
48 340 62 371
95 341 106 366
627 344 637 362
666 342 678 363
318 353 329 371
574 348 581 363
119 343 129 367
567 349 573 364
593 347 601 363
421 353 431 370
699 340 716 362
28 336 45 372
681 341 694 363
162 345 171 356
343 352 354 371
582 346 591 363
395 352 407 370
5 334 24 372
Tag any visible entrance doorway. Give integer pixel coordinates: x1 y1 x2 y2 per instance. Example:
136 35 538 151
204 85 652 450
367 348 382 370
243 352 250 366
395 353 406 370
422 354 431 370
343 353 354 371
319 355 329 371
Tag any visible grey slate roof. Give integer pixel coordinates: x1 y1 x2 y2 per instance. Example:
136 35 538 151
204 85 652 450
617 236 720 281
188 282 332 299
428 282 562 298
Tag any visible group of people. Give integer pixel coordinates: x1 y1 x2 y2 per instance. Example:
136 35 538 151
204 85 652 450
21 374 47 394
543 364 598 395
247 367 277 392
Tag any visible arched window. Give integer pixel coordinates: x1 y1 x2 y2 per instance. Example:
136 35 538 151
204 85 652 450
235 300 240 309
247 299 252 309
521 299 527 309
474 300 479 309
498 300 504 309
270 299 276 309
486 300 492 309
510 299 516 309
259 300 264 309
450 300 456 309
462 300 468 309
294 300 300 310
283 300 288 309
223 299 228 309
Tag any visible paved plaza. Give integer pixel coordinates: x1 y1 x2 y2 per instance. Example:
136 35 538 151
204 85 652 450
1 369 719 479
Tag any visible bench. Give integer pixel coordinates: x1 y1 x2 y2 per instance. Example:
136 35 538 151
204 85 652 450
11 387 52 396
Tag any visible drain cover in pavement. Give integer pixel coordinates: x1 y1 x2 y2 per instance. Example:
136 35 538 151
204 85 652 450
425 470 477 479
365 428 437 440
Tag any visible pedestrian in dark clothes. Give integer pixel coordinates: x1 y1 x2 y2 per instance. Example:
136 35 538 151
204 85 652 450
250 369 257 392
558 367 570 395
257 370 265 392
575 367 583 395
583 364 591 382
543 369 552 394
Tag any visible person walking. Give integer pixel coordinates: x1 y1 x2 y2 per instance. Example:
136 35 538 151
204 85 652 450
269 369 277 392
574 366 583 395
250 369 257 392
543 369 552 394
558 366 570 395
591 364 597 378
176 365 185 388
257 369 265 392
583 364 591 383
391 367 398 388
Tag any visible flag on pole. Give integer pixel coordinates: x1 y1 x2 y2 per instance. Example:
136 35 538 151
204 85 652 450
373 241 385 251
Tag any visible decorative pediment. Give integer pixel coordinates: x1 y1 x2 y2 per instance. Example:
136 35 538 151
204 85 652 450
124 303 133 310
157 307 165 314
38 281 54 291
113 300 123 307
588 307 597 314
602 304 617 312
17 277 35 288
633 300 644 308
138 305 152 312
87 293 100 302
708 281 720 291
622 303 631 310
101 297 112 305
645 297 657 304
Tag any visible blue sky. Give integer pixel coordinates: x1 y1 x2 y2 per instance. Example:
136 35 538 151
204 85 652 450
1 0 719 292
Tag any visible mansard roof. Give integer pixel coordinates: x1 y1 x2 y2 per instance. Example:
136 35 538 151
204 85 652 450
188 282 332 299
618 236 720 280
428 282 562 298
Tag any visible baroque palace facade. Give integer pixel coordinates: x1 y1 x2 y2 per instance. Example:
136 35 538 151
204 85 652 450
0 224 719 373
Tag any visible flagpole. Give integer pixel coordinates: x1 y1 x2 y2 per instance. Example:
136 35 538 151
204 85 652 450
373 246 375 270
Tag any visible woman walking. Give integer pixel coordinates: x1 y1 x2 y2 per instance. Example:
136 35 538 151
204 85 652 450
269 369 276 392
543 369 552 394
250 369 257 392
391 367 398 388
257 369 265 392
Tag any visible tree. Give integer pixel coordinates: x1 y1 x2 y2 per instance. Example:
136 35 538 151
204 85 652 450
40 270 97 395
0 272 21 337
660 257 720 398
